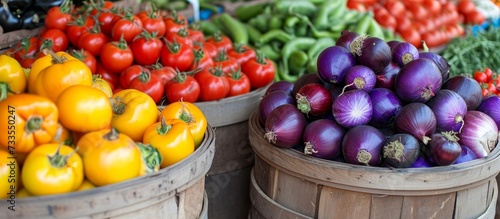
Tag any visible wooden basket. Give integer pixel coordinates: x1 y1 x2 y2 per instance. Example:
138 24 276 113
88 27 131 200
0 126 215 219
248 111 500 219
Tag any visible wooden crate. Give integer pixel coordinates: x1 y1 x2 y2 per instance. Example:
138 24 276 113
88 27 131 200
0 127 215 219
248 112 500 219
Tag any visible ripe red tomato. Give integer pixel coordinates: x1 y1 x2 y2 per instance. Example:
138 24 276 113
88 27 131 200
66 16 95 47
130 32 163 66
89 1 114 16
164 72 200 103
165 28 194 48
187 26 205 43
120 65 148 88
70 49 97 74
38 28 69 53
474 71 488 83
423 0 442 16
384 0 406 18
241 52 275 89
226 69 251 97
189 48 214 71
100 38 134 74
458 0 476 14
148 63 177 85
400 28 422 48
374 5 397 30
163 11 189 36
140 12 167 37
160 39 194 72
13 37 40 61
484 68 494 81
465 10 486 25
97 10 121 35
213 50 239 74
18 56 37 69
195 66 230 101
78 29 109 57
205 32 233 52
128 71 165 103
95 63 119 90
44 1 72 31
111 15 143 43
227 44 256 66
201 42 218 58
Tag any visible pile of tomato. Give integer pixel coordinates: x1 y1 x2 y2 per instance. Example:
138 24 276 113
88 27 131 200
472 67 500 97
0 50 209 197
4 0 275 105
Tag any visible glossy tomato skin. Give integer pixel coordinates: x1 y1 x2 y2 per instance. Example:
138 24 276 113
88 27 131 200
94 62 119 89
78 31 109 57
13 37 40 61
148 63 177 85
128 72 165 103
163 11 188 36
241 53 275 89
44 1 72 31
120 65 148 88
39 28 69 52
205 32 233 52
70 49 97 74
160 39 194 72
100 39 134 74
213 51 239 75
195 67 230 101
189 48 214 71
111 16 143 43
139 12 166 37
226 71 251 97
66 16 95 47
0 149 18 199
98 10 121 35
164 74 200 103
227 44 256 66
165 28 194 48
130 33 163 66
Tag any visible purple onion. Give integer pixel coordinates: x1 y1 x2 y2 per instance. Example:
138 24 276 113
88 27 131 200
265 81 294 96
375 62 400 90
342 125 385 166
394 103 437 145
332 89 373 128
264 104 307 148
368 88 402 128
426 89 467 132
296 83 332 118
343 65 376 92
303 119 345 160
428 132 462 166
292 73 325 98
458 110 498 158
419 52 450 81
454 146 478 164
387 40 401 50
335 30 360 50
410 155 433 168
476 95 500 128
350 36 391 73
258 91 295 126
394 58 442 103
317 46 356 84
383 133 420 168
392 42 419 67
442 76 483 110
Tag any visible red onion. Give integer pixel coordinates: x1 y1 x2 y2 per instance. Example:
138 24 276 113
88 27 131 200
458 110 498 158
292 73 325 98
476 95 500 128
303 119 345 160
296 83 332 118
441 76 483 110
410 155 433 168
350 36 391 73
387 40 401 50
419 52 450 81
335 30 360 50
394 103 437 145
383 133 420 168
343 65 376 92
258 91 295 126
264 104 307 148
394 58 442 103
332 89 373 128
454 146 478 164
317 46 356 84
428 132 462 166
375 62 400 90
265 81 294 96
391 42 419 67
426 89 467 133
368 88 402 128
342 125 385 166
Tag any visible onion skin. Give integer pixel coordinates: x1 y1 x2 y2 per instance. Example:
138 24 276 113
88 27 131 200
350 36 392 73
258 92 295 127
428 132 462 166
383 133 420 168
368 88 402 128
476 95 500 128
329 86 343 101
458 110 499 158
292 73 325 98
454 146 478 164
442 76 483 110
266 81 294 96
394 58 442 103
265 104 307 148
419 52 450 81
387 40 401 51
317 46 356 84
394 103 437 145
410 155 433 168
303 119 345 160
332 89 373 128
392 42 419 67
342 125 385 166
296 83 332 118
344 65 376 92
426 89 467 133
375 62 400 90
335 30 360 50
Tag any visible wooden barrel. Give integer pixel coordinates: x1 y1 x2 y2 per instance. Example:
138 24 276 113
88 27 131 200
248 112 500 219
0 127 215 219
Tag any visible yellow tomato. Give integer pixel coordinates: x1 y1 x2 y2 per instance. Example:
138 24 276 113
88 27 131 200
17 188 31 198
0 55 26 100
143 118 194 168
50 122 74 146
34 52 92 102
76 128 142 186
0 149 18 199
56 85 112 133
28 51 76 93
110 89 158 142
92 75 113 98
160 102 207 147
22 143 84 196
76 179 95 191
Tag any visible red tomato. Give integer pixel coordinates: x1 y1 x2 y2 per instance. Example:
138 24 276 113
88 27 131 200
395 16 412 32
408 4 428 21
66 16 95 47
89 1 114 16
484 68 494 81
78 29 109 57
486 83 498 94
226 69 251 97
164 72 200 103
384 0 406 18
465 11 486 25
44 0 72 31
130 32 163 66
189 48 214 71
187 27 205 43
202 42 218 58
160 39 194 72
458 0 476 14
100 38 134 74
148 63 177 85
205 31 233 52
421 31 441 48
400 28 422 48
140 12 166 37
128 71 165 103
241 52 275 90
165 28 194 47
227 44 256 66
18 56 37 69
213 50 239 74
95 63 119 89
120 65 148 88
111 15 143 43
70 49 97 74
423 0 442 16
97 10 121 35
39 28 69 53
163 11 189 35
13 37 40 61
474 71 488 83
195 66 230 101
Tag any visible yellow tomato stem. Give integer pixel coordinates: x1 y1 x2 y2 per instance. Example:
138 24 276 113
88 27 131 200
0 83 8 101
179 101 195 124
26 116 43 133
104 128 120 141
156 119 172 135
137 143 162 173
42 49 67 64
